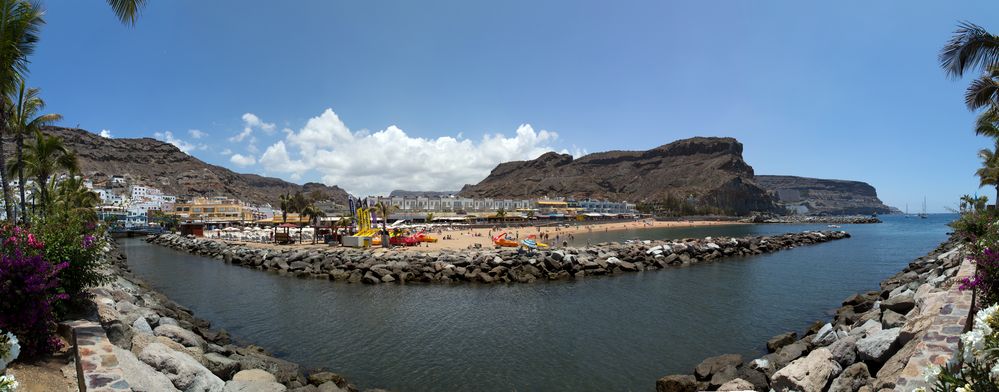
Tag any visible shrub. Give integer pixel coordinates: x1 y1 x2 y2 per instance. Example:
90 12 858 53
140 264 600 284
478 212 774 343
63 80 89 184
34 208 110 302
950 209 999 243
0 248 66 359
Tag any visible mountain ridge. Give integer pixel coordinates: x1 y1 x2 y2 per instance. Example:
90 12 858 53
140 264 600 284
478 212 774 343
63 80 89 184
459 136 783 215
24 126 352 206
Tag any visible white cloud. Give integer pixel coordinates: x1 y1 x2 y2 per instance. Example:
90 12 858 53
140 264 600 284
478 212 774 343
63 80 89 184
221 148 233 156
154 131 205 153
259 141 310 173
255 108 564 196
99 129 112 138
188 129 207 139
229 153 257 166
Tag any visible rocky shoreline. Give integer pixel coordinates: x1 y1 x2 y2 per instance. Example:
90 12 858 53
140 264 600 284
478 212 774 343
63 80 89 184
656 236 966 392
86 242 362 392
146 230 850 284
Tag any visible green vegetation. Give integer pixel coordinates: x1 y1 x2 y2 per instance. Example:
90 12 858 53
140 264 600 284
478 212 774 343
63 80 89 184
0 1 147 377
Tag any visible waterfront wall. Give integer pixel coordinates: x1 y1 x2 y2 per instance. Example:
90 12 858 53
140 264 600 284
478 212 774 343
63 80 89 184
656 238 969 392
70 244 358 392
146 230 850 284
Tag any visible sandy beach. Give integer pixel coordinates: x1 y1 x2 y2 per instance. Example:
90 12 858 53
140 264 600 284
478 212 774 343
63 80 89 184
210 219 742 252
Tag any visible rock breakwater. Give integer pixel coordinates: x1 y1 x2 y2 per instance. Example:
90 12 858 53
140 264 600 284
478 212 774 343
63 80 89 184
146 231 850 284
88 244 360 392
743 215 882 224
656 237 967 392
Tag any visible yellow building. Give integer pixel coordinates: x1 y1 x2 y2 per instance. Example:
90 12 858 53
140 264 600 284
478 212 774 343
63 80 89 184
171 197 256 223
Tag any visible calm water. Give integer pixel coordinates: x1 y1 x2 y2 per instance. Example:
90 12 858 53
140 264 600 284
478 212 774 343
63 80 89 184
118 214 955 392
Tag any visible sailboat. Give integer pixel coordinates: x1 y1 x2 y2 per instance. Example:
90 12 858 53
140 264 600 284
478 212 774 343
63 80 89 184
918 197 928 219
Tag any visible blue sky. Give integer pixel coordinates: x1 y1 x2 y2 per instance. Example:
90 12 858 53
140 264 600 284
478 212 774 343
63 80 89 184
24 1 999 211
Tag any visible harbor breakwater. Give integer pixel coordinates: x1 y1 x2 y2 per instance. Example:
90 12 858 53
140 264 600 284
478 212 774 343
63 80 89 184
656 237 971 392
76 244 360 392
146 230 850 284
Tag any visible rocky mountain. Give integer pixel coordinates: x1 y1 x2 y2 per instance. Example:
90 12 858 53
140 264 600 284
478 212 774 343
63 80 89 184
19 126 351 206
459 137 783 215
754 175 893 216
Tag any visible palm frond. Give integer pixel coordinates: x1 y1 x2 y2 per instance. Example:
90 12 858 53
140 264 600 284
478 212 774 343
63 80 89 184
941 21 999 79
965 69 999 110
976 109 999 138
105 0 145 26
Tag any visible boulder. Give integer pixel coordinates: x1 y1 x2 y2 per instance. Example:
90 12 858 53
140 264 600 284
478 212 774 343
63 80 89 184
232 369 277 383
656 374 698 392
873 335 920 390
222 380 288 392
709 365 740 389
812 323 839 346
204 352 241 380
694 354 743 381
317 381 346 392
133 317 154 335
718 378 755 391
736 367 768 391
881 293 914 314
232 348 303 384
771 348 843 392
826 336 857 368
155 324 207 350
828 363 872 392
767 332 798 353
856 327 901 365
307 371 347 387
774 342 808 368
880 310 905 329
848 319 882 339
112 345 178 392
138 342 225 392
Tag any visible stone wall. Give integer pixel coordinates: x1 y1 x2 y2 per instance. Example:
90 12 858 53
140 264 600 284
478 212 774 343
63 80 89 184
656 238 969 392
147 230 849 285
895 247 976 390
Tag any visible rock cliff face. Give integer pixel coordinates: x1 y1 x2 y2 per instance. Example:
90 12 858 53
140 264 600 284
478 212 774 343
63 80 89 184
22 126 351 206
755 175 893 216
459 137 782 215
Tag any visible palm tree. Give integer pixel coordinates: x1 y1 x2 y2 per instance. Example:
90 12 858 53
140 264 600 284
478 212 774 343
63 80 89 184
10 80 59 222
940 22 999 79
280 193 291 223
9 129 77 212
52 174 99 216
0 0 43 221
977 195 991 211
976 141 999 206
374 201 395 234
425 212 434 224
331 216 352 243
495 207 506 220
300 203 325 244
960 194 975 213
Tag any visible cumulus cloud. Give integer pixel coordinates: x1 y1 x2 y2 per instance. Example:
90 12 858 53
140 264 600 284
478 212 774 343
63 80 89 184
188 129 207 139
230 153 256 166
154 131 205 153
221 148 233 156
99 129 112 138
256 108 564 196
